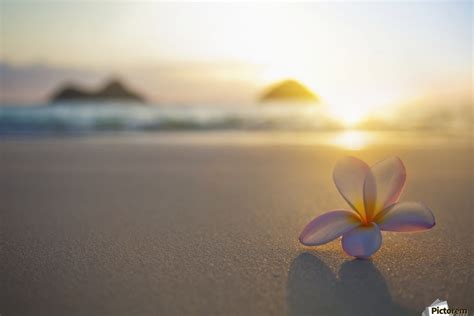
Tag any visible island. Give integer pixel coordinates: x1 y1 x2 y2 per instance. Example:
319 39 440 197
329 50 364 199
51 78 145 103
260 79 319 103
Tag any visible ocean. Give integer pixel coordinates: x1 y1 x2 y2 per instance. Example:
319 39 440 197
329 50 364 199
0 102 471 137
0 102 344 135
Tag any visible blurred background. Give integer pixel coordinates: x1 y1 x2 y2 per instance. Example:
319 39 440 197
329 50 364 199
0 1 471 139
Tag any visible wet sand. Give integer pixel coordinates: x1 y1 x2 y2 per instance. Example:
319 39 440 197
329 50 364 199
0 134 472 315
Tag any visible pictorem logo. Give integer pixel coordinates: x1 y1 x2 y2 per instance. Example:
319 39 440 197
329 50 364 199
422 299 468 316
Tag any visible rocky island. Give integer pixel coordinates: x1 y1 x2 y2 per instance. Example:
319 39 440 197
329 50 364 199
260 79 319 103
51 79 145 103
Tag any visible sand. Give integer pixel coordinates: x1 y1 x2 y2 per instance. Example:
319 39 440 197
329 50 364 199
0 134 472 316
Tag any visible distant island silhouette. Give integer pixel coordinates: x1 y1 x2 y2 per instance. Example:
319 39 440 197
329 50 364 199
260 79 319 103
51 78 145 103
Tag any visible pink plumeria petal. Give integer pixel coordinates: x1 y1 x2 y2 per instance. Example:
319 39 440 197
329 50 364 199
376 202 435 232
341 223 382 258
299 210 361 246
363 169 377 221
333 156 370 221
366 157 406 219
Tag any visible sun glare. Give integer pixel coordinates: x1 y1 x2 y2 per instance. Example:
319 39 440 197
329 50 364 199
322 89 406 127
328 105 367 127
332 130 373 150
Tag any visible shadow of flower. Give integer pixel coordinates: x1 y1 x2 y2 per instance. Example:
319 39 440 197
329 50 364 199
287 252 418 316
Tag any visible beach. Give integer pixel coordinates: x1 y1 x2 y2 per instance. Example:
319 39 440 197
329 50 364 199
1 133 472 316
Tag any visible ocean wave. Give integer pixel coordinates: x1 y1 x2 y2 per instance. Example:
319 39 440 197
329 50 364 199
0 102 471 136
0 103 343 135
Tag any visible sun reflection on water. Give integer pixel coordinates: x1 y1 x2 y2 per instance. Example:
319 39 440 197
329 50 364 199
331 130 374 150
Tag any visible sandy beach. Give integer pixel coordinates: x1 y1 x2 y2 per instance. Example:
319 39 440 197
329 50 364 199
1 133 472 316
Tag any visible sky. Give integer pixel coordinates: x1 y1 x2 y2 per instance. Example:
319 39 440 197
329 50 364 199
0 1 472 115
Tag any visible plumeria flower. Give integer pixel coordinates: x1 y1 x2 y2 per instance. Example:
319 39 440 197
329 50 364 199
299 156 435 258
